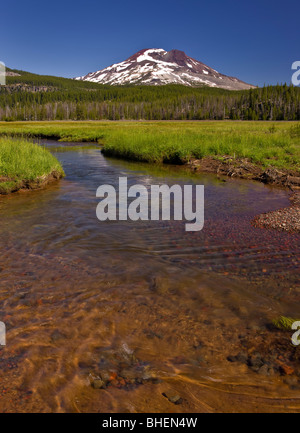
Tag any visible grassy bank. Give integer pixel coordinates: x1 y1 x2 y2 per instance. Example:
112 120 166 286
102 123 300 171
0 137 65 194
0 120 299 173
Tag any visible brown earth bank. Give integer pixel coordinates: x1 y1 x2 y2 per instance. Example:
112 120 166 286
0 170 64 195
187 156 300 188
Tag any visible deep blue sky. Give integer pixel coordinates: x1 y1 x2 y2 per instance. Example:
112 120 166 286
1 0 298 87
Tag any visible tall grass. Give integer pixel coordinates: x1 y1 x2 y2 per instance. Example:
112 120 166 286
103 127 299 169
0 137 64 193
0 121 299 171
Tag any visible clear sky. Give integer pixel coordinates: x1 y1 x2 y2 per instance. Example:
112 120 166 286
1 0 298 87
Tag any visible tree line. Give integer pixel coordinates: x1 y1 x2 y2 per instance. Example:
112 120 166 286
0 69 299 121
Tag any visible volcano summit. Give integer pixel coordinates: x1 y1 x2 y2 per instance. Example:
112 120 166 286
75 48 255 90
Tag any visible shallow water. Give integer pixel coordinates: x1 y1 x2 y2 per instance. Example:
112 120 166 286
0 141 299 412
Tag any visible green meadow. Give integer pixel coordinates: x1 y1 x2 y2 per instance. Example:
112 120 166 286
0 137 64 193
0 121 299 172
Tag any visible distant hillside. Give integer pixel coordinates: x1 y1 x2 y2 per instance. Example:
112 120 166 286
5 67 103 91
0 68 299 121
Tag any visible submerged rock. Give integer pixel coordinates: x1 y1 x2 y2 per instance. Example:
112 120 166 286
162 392 183 405
89 374 106 389
92 378 105 389
88 344 160 390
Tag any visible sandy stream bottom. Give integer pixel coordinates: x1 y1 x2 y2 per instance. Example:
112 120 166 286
0 245 299 413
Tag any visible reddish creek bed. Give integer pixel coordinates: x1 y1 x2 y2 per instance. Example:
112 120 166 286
0 141 299 413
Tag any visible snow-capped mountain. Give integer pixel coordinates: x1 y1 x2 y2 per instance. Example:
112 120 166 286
75 48 255 90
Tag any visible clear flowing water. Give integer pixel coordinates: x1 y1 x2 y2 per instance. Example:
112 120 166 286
0 141 299 413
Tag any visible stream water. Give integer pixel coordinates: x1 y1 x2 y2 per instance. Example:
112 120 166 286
0 141 299 412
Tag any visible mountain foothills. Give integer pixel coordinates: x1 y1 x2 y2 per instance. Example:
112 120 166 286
75 48 255 90
0 61 299 122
